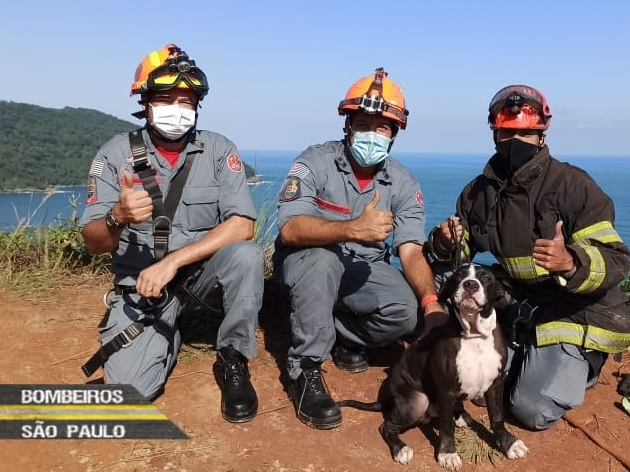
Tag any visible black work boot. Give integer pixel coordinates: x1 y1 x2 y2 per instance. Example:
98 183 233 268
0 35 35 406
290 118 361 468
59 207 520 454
214 346 258 423
289 359 341 429
332 341 368 373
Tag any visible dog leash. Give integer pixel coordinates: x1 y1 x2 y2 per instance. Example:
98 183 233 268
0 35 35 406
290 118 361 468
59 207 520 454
448 217 469 271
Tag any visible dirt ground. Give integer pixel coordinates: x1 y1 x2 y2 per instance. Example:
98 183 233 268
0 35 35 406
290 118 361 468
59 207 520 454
1 276 630 472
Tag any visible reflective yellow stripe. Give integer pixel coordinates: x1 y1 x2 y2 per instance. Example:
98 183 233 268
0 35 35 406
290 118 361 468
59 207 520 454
499 256 549 280
0 413 167 420
571 221 622 245
536 321 630 353
575 246 606 293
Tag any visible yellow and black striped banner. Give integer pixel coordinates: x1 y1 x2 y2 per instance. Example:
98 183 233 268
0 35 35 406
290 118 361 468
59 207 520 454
0 384 188 439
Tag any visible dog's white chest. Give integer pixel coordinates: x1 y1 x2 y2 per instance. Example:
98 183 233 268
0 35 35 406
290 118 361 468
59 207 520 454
455 337 502 399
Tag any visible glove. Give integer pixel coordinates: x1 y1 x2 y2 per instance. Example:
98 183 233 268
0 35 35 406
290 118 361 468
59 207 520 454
617 374 630 396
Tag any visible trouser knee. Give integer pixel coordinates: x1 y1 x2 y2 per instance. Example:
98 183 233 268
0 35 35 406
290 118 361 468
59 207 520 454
221 241 264 277
509 392 564 431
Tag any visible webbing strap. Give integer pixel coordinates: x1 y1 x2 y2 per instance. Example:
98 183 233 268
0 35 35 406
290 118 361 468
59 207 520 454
81 322 144 377
81 318 176 378
128 130 196 260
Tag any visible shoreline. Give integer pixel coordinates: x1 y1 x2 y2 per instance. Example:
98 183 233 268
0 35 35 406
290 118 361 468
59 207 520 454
0 185 84 194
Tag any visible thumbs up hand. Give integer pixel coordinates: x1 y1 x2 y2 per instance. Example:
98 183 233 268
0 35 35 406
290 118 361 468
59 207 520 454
533 220 575 273
116 170 153 224
351 190 394 243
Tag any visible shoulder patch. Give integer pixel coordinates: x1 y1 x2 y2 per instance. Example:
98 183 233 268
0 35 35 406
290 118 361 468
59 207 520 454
227 153 243 173
89 159 104 177
86 175 98 205
416 189 424 208
280 177 302 201
288 162 310 179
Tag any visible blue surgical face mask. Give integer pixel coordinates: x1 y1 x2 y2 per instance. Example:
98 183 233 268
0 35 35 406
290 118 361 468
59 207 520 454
349 131 391 167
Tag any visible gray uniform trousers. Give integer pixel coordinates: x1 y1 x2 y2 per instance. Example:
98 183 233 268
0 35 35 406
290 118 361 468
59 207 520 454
275 246 419 380
432 262 605 431
101 241 264 399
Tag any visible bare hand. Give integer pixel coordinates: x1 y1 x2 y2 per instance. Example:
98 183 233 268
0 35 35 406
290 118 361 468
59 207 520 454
438 216 463 245
533 220 575 272
117 170 153 224
418 303 449 339
352 190 394 243
135 258 178 298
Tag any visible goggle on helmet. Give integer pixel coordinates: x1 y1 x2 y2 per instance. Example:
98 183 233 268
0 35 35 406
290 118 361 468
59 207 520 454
488 85 552 131
338 68 409 129
130 44 209 99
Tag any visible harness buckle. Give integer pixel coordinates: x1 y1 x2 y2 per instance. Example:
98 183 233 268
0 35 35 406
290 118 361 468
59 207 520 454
119 323 143 348
153 215 172 257
102 289 115 309
153 215 172 236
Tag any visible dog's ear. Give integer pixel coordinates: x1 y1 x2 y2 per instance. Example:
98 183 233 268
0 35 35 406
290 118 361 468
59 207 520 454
492 281 509 311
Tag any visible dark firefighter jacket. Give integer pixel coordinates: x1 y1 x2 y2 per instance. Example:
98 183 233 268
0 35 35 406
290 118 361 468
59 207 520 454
428 145 630 353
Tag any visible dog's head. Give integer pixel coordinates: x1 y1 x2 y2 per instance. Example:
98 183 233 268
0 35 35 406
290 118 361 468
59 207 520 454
438 264 507 338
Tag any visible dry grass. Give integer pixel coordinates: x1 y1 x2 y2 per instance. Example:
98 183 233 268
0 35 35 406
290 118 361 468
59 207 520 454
454 417 505 467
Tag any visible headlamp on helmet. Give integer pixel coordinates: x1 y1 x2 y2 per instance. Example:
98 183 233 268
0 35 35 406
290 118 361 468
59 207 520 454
338 68 409 129
130 44 209 99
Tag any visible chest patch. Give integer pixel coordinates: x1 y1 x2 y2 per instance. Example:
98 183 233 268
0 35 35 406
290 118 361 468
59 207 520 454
280 177 302 201
316 197 351 215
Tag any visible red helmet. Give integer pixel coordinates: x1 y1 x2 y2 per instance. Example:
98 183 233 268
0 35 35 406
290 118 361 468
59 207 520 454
488 85 552 131
130 44 209 99
338 68 409 129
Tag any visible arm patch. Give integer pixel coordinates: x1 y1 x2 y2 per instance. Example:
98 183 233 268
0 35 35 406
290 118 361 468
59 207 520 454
280 177 302 202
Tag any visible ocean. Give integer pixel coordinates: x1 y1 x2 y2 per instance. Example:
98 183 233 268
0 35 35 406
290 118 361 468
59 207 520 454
1 152 629 264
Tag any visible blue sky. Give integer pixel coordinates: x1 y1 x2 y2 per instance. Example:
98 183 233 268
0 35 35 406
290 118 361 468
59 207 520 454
2 0 629 156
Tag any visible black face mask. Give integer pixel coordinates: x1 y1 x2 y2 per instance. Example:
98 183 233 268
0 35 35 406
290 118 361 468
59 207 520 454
495 138 540 174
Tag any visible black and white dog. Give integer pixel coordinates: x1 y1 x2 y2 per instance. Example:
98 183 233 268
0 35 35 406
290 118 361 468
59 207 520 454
339 264 528 470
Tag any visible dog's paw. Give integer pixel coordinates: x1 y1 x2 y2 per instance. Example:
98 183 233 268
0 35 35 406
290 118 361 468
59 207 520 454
394 445 414 464
437 452 462 470
506 439 529 459
454 415 467 428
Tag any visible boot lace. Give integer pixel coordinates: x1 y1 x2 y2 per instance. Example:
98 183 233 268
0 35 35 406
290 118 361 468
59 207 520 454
303 369 327 396
222 359 245 385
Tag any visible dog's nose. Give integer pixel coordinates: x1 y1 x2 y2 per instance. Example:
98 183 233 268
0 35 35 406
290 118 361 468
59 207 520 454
463 279 479 293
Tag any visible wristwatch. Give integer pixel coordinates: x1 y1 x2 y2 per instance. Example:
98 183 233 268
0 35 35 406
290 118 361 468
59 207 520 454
105 209 126 229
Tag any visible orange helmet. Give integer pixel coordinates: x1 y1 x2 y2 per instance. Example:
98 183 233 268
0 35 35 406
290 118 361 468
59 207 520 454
130 44 209 99
488 85 552 131
338 68 409 129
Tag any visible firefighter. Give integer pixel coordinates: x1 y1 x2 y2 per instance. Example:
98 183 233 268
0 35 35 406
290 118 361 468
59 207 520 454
273 68 446 429
80 44 263 423
427 84 630 430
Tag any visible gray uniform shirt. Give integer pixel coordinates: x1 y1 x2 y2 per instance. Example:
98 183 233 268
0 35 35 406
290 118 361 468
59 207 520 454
276 140 426 261
80 128 257 284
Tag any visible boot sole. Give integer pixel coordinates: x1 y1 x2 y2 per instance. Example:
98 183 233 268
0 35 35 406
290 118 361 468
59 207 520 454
333 359 369 373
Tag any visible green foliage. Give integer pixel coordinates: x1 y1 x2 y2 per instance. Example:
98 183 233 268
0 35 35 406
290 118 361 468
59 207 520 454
252 198 278 279
622 272 630 298
0 195 110 290
0 100 255 190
